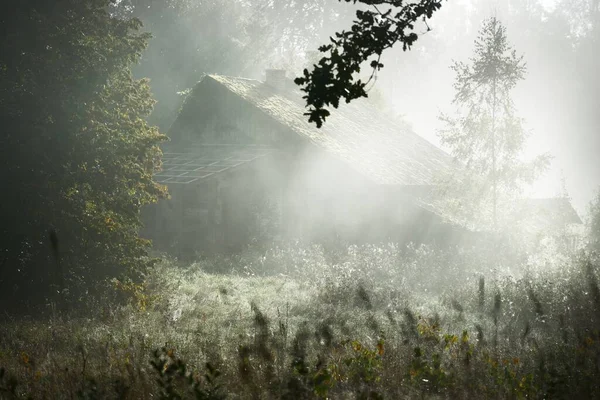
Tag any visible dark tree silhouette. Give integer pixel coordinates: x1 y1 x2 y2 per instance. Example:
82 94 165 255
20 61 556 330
294 0 444 128
0 0 167 308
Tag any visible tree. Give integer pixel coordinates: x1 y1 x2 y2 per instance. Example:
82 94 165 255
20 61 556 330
111 0 274 130
294 0 444 128
0 0 167 309
437 17 550 229
112 0 361 130
589 188 600 253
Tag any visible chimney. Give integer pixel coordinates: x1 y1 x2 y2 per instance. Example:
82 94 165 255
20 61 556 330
265 69 287 90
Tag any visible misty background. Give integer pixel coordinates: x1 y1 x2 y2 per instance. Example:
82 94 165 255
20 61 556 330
3 1 600 398
119 0 599 214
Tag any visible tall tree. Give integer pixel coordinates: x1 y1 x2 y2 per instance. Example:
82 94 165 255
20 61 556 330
589 187 600 253
0 0 167 309
437 17 549 229
111 0 274 130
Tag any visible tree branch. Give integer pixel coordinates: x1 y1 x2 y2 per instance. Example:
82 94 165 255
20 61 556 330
294 0 444 128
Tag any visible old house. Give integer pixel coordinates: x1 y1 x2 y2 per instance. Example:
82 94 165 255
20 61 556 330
144 70 466 255
513 197 583 251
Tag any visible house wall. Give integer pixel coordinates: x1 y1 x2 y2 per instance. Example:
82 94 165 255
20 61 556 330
145 153 289 256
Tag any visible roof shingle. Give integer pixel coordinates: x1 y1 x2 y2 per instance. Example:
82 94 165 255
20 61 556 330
201 74 455 186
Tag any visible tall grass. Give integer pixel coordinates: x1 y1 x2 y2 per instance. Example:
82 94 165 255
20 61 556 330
0 243 599 399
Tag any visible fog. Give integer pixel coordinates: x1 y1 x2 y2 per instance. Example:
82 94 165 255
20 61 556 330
2 0 600 398
372 0 600 213
125 0 600 252
124 0 600 214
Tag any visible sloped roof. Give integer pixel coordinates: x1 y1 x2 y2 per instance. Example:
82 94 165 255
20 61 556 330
186 74 455 186
414 195 583 233
515 197 582 229
156 145 273 184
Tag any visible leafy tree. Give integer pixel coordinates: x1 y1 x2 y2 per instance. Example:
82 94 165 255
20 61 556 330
437 17 550 229
112 0 283 130
112 0 359 130
294 0 444 128
0 0 167 309
589 188 600 253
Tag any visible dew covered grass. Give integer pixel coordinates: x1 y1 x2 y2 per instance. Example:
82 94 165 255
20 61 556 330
1 243 599 399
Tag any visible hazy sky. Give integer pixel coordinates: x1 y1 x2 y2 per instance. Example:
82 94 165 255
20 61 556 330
539 0 558 10
377 0 598 215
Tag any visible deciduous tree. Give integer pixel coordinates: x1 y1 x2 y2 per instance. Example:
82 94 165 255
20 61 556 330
437 17 550 229
295 0 444 128
0 0 167 309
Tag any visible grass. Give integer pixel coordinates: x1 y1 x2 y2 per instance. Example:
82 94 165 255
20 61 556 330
1 242 599 399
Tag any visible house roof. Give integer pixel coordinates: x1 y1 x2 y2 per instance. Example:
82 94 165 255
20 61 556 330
515 197 582 229
155 144 273 184
178 74 455 186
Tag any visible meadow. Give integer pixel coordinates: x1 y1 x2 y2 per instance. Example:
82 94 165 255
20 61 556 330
1 242 599 399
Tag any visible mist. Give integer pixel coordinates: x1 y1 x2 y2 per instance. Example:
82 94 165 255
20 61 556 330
125 0 599 210
369 0 600 213
1 0 600 398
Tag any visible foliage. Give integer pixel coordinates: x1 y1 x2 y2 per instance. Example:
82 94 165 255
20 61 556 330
111 0 276 129
150 347 225 400
294 0 444 127
588 187 600 252
112 278 158 312
437 17 550 228
0 368 19 398
0 0 167 310
0 241 598 398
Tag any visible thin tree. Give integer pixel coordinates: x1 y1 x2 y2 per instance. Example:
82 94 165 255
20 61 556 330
438 17 549 230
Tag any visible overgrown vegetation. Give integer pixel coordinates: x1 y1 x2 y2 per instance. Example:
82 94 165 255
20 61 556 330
1 242 599 399
1 1 599 399
0 0 167 311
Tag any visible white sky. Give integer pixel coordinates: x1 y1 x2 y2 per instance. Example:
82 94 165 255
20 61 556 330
387 0 597 215
539 0 559 10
